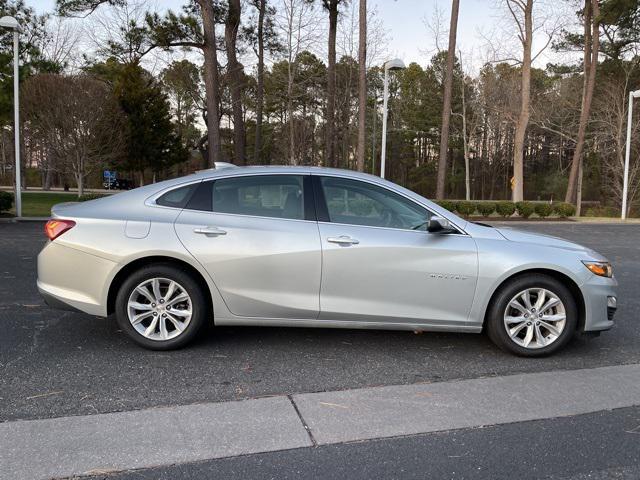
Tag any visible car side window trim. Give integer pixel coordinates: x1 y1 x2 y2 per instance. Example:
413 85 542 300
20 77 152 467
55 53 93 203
311 175 330 223
311 174 465 235
302 175 317 221
186 180 213 212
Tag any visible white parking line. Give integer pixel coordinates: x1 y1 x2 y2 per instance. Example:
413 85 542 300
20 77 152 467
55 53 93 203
2 364 640 480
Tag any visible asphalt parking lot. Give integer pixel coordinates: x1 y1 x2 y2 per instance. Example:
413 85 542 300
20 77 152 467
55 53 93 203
1 221 639 424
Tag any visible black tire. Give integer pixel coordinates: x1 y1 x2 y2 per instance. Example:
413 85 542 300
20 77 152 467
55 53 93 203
115 263 209 350
486 274 577 357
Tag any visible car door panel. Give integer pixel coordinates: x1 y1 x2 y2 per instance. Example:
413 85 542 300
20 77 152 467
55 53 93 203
318 223 478 324
174 175 322 319
314 175 478 325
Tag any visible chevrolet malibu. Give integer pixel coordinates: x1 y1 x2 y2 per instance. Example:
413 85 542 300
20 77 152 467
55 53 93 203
37 166 617 356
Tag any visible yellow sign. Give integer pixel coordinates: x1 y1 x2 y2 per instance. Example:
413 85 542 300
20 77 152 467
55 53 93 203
510 177 516 191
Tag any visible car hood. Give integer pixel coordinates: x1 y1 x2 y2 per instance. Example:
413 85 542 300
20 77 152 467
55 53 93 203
495 227 606 260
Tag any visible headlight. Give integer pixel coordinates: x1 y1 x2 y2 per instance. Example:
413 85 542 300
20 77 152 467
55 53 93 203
582 261 613 278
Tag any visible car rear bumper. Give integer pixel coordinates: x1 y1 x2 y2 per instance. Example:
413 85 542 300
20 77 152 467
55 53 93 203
38 287 84 313
37 241 117 317
581 275 618 332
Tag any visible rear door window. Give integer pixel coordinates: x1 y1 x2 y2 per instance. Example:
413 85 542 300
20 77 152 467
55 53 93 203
186 175 308 221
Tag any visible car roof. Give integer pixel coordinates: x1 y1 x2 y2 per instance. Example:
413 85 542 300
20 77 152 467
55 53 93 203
190 165 383 182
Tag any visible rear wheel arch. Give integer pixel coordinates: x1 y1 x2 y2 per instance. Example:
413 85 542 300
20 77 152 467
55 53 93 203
483 268 586 332
107 256 213 321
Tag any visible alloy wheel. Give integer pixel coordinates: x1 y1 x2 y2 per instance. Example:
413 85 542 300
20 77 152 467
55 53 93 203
503 288 567 349
127 277 193 341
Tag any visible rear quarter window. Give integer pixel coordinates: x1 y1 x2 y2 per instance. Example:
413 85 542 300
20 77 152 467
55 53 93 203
156 183 198 208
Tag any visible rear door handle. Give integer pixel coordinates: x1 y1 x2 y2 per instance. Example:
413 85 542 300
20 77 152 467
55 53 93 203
194 226 227 236
327 235 359 245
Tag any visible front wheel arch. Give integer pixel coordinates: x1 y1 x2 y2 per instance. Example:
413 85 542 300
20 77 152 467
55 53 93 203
107 256 213 322
483 268 586 333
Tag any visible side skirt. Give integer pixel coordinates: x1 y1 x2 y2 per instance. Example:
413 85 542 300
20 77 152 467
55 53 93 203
213 317 482 333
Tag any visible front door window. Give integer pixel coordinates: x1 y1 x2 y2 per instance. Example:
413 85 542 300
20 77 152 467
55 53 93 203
318 176 430 230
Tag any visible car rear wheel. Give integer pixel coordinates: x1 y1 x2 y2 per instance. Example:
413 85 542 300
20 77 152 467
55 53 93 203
486 274 577 357
115 264 208 350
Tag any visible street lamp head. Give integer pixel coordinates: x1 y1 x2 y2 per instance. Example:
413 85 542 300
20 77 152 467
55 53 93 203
0 16 20 31
385 58 406 71
632 90 640 99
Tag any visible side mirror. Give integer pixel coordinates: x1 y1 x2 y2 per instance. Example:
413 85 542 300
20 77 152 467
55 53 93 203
427 216 451 233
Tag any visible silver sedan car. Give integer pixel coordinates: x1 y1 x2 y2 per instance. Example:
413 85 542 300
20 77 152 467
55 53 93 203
37 166 617 356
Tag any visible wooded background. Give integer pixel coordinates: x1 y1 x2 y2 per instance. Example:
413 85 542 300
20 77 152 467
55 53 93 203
0 0 638 216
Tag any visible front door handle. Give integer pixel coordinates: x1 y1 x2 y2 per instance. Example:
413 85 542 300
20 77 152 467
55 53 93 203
194 226 227 236
327 235 359 245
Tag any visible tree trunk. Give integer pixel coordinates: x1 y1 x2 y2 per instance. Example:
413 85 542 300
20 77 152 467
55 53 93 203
226 0 246 165
436 0 460 199
565 0 600 204
286 43 296 166
198 0 223 167
254 0 266 164
325 0 339 167
480 111 488 199
43 163 52 191
76 173 84 197
461 77 470 200
576 155 583 216
288 93 296 165
356 0 367 172
512 0 533 202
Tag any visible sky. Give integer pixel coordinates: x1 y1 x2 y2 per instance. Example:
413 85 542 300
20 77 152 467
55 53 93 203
27 0 577 72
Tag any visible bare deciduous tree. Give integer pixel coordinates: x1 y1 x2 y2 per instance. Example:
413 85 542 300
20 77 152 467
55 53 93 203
494 0 562 201
23 74 127 196
40 16 82 71
452 49 473 201
356 0 366 172
565 0 600 208
86 0 153 64
506 0 533 202
225 0 246 164
252 0 267 164
197 0 224 167
322 0 346 167
436 0 460 199
276 0 321 165
593 72 640 216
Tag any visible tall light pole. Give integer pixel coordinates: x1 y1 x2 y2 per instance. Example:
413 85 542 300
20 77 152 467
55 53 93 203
0 16 21 218
622 89 640 220
380 58 405 179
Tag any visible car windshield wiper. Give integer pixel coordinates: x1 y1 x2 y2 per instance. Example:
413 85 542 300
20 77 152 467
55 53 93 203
473 221 494 228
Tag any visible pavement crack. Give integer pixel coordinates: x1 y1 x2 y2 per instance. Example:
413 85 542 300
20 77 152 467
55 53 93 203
287 394 317 448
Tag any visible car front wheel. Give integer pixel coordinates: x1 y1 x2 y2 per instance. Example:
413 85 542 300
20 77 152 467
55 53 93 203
115 264 208 350
486 274 578 357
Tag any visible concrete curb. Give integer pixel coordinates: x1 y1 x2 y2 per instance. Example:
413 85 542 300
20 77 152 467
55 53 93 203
292 363 640 445
2 363 640 480
0 396 312 480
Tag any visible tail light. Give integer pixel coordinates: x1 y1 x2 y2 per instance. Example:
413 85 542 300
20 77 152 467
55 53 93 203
44 219 76 241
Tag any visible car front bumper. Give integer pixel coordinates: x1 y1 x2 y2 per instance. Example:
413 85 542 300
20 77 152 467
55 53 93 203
581 274 618 332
